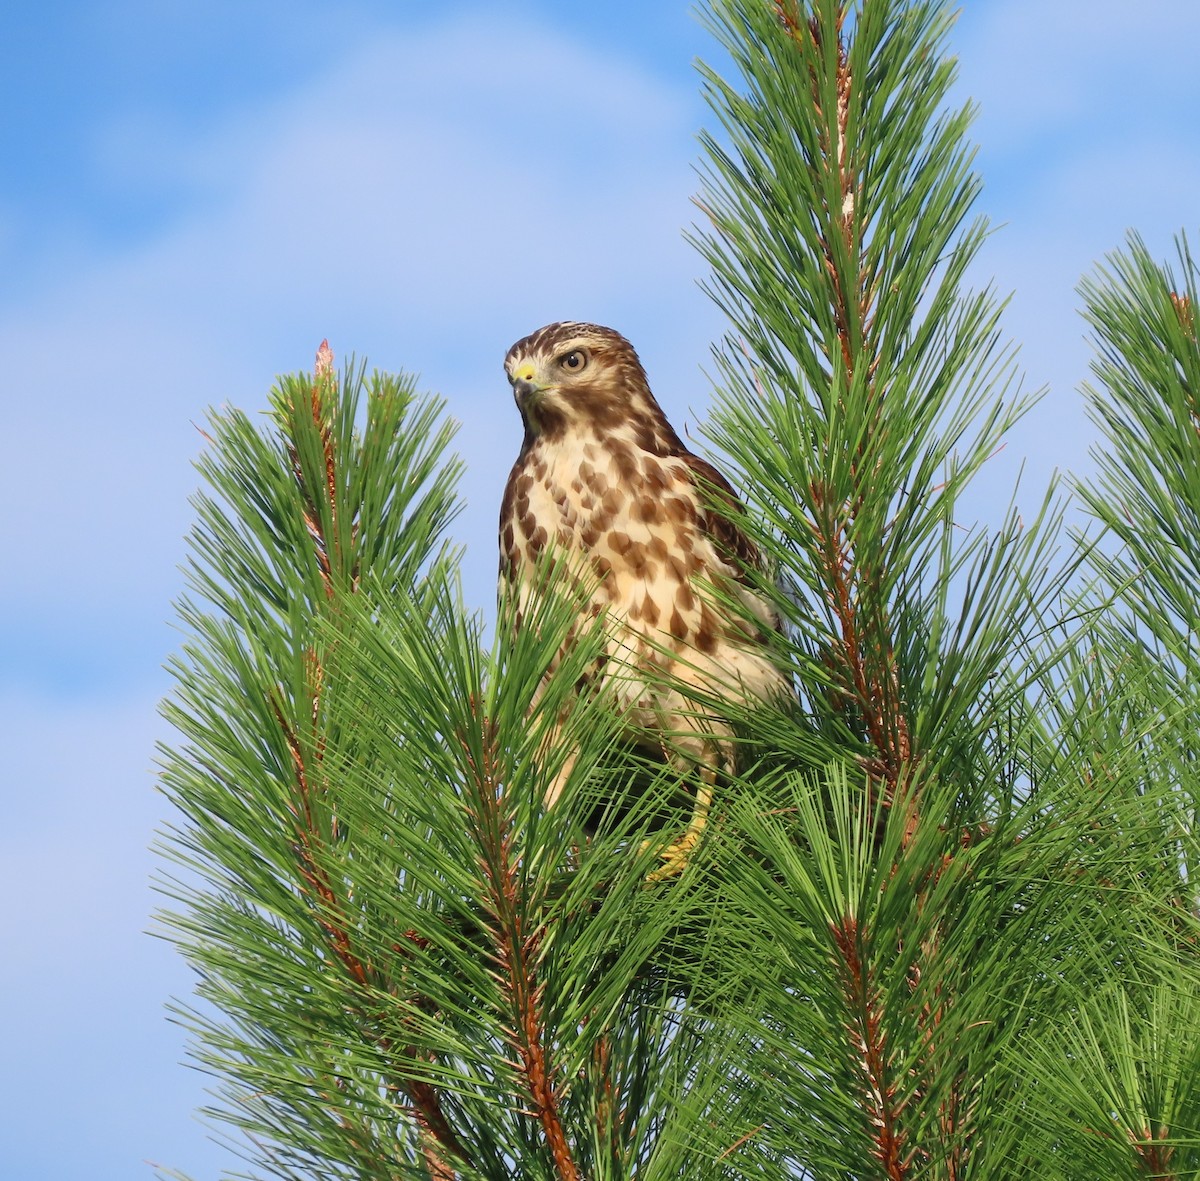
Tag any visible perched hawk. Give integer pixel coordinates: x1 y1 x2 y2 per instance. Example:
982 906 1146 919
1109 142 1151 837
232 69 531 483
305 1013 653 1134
499 322 786 876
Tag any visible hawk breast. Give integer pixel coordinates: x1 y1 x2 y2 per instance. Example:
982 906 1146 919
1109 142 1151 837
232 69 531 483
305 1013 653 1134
500 427 783 714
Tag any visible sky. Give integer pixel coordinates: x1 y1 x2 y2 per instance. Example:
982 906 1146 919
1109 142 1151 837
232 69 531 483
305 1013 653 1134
2 2 1198 1178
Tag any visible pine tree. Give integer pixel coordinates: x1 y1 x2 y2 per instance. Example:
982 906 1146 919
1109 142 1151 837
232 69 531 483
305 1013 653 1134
157 2 1200 1178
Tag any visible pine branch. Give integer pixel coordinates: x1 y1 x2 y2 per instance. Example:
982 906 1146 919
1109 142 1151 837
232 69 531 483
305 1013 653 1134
685 5 1079 1175
458 707 579 1181
694 0 1044 844
830 914 913 1179
275 354 471 1176
159 349 474 1178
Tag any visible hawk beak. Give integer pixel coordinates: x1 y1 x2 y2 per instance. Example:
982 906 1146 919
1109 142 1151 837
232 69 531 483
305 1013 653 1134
512 377 544 405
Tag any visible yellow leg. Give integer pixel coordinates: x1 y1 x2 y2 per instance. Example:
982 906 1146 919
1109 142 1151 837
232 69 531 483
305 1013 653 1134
643 718 727 882
644 771 714 882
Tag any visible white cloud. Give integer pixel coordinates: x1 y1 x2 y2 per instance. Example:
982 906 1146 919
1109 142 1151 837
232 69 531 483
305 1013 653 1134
5 12 720 652
75 12 699 328
9 5 1198 664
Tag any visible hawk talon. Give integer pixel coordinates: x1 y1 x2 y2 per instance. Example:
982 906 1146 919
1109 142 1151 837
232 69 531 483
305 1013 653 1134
642 829 702 883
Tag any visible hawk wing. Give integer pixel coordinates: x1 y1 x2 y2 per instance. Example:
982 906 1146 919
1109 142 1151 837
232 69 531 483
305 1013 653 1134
679 452 782 636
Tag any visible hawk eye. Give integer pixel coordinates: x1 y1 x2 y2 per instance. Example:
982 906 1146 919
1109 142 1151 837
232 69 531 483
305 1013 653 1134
560 349 587 373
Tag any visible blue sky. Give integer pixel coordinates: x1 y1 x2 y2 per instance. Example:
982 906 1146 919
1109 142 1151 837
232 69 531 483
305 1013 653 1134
3 3 1198 1178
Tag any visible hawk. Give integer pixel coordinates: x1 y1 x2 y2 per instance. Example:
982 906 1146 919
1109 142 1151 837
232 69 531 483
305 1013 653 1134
499 322 786 877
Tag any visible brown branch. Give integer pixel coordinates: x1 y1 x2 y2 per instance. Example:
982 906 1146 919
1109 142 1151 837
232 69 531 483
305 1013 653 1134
311 349 339 518
272 667 468 1175
906 927 971 1181
284 342 344 599
781 2 916 832
831 916 912 1181
786 8 977 1174
593 1032 618 1165
811 482 914 833
717 1124 766 1162
465 713 579 1181
244 342 469 1175
1132 1125 1176 1179
774 0 802 36
272 692 368 985
315 337 335 378
1170 291 1194 337
784 4 866 384
407 1083 465 1179
419 1124 459 1181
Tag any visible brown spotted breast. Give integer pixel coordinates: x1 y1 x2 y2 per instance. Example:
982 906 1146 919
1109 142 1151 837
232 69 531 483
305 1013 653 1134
500 421 783 720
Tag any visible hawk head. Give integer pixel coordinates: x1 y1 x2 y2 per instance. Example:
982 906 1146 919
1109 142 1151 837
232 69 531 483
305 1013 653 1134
504 321 680 451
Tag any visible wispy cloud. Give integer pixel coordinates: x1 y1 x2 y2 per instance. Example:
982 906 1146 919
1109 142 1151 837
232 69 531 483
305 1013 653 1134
5 14 716 691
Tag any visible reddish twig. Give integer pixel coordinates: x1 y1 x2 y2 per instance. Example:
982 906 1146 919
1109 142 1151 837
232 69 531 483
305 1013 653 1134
284 342 343 598
263 355 468 1173
1170 291 1194 336
1131 1125 1176 1179
831 916 913 1180
717 1123 766 1162
464 713 580 1181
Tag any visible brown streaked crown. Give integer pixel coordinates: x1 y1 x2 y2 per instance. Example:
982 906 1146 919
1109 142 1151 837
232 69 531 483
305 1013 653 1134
504 321 684 453
504 321 629 372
